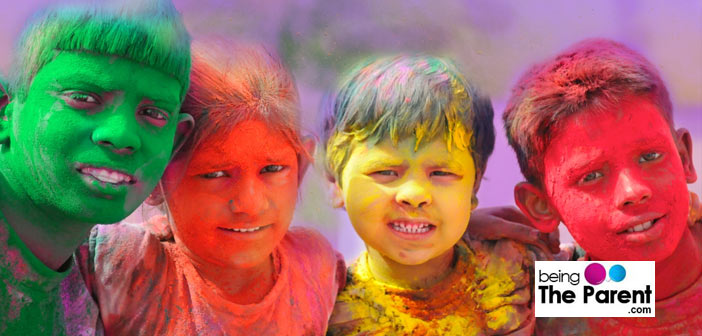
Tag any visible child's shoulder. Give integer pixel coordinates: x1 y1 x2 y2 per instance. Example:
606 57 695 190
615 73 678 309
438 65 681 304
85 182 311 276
283 226 335 255
282 226 346 278
461 237 535 293
85 220 169 276
464 236 536 269
459 237 536 334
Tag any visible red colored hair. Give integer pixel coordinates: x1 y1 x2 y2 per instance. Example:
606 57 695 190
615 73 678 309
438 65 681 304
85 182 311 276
503 38 673 186
174 39 306 165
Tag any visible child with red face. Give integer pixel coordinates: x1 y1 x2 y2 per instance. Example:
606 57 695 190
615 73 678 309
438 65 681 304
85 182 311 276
503 38 701 334
75 41 345 335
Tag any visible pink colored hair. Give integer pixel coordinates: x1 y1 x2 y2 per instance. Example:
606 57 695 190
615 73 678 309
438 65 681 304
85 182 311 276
503 38 673 186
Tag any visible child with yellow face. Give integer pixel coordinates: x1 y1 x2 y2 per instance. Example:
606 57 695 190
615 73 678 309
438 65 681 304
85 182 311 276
324 56 538 335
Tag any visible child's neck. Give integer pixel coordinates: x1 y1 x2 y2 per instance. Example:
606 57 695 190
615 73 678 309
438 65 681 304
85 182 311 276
653 227 702 301
366 246 456 289
188 250 277 305
0 179 90 272
590 226 702 301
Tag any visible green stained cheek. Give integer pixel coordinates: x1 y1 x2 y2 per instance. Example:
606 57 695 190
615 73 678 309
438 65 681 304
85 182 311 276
0 52 181 224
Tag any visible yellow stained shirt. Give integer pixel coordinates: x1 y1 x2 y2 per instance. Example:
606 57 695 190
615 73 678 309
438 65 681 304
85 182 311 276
328 238 537 336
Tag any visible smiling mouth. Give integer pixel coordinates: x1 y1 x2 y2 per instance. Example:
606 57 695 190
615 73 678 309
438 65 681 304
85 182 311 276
218 224 271 233
388 221 436 234
77 165 136 185
618 216 663 234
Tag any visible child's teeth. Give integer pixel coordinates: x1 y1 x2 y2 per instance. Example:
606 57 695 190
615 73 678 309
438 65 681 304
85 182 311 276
81 167 132 184
391 221 431 234
226 226 262 232
626 221 653 233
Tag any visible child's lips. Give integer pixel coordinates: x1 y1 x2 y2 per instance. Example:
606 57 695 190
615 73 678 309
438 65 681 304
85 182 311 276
217 224 272 234
387 219 436 240
616 214 666 244
75 163 137 197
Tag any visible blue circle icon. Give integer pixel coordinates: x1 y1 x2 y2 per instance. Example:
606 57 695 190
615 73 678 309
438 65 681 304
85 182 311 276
609 264 626 282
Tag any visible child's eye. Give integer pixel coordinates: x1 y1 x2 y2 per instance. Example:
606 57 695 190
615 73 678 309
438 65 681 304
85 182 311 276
580 171 603 184
371 170 398 177
63 91 100 109
201 171 228 179
260 165 285 174
139 107 169 127
70 92 97 103
639 152 662 163
430 171 457 177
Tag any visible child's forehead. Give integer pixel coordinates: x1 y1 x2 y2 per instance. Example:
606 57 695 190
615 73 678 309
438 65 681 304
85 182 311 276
352 136 473 166
544 97 675 162
189 120 299 168
32 52 181 103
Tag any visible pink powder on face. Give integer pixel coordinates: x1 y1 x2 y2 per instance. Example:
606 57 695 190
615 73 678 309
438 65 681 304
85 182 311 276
541 95 689 262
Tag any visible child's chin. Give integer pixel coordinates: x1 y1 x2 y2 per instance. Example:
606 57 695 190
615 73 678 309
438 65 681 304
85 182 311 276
592 242 677 262
387 250 437 266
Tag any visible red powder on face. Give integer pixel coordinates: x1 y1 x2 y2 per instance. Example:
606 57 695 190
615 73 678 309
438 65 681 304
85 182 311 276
163 119 300 270
541 95 689 262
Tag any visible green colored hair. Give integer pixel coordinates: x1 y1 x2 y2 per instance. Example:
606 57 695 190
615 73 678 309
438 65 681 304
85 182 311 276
10 0 191 101
322 55 495 187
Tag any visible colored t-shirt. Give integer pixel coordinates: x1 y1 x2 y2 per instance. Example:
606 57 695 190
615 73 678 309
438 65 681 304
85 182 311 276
327 238 537 335
537 225 702 335
76 218 346 335
0 217 100 336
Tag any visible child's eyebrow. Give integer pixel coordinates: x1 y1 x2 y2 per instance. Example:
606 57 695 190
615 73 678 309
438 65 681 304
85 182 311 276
51 74 179 106
560 149 605 177
189 154 296 172
142 96 179 108
50 77 108 93
630 136 670 149
424 159 464 171
360 158 405 171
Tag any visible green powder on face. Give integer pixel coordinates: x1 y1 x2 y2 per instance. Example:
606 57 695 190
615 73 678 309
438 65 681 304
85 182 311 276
1 51 184 224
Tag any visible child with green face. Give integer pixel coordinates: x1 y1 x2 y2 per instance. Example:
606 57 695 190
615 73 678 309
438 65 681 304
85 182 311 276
0 1 192 334
323 56 540 335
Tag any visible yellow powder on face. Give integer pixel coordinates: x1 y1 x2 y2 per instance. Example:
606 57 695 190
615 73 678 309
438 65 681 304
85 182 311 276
329 239 536 335
326 81 475 183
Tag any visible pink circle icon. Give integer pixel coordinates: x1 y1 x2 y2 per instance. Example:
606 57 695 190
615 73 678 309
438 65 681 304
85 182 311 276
585 263 606 285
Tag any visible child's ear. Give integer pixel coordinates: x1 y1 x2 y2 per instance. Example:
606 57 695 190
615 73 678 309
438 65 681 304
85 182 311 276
0 83 11 149
0 84 8 113
514 182 560 233
675 128 697 183
325 173 345 208
171 113 194 159
471 175 483 210
297 136 316 183
145 182 165 206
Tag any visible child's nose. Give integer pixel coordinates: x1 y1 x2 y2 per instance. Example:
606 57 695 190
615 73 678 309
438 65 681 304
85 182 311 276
395 180 432 209
228 176 269 216
614 168 652 209
91 112 141 155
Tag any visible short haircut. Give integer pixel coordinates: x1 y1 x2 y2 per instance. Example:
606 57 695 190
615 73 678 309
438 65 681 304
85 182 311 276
503 38 673 186
173 39 305 166
9 0 191 101
322 55 495 188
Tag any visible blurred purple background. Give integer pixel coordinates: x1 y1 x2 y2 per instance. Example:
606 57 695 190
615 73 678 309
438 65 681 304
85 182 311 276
1 0 700 261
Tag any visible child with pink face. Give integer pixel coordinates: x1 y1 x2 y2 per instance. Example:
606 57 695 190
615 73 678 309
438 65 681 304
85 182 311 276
75 41 345 335
503 38 701 334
